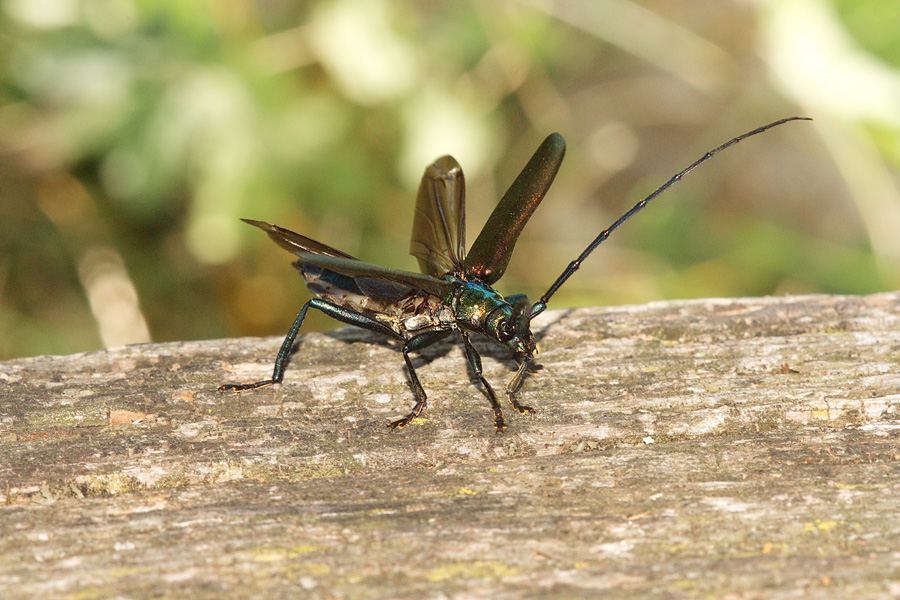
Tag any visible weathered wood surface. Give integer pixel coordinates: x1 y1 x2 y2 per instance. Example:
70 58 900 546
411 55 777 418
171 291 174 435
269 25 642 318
2 292 900 599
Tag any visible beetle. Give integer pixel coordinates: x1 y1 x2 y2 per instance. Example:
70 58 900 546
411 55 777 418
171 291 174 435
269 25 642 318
220 116 810 429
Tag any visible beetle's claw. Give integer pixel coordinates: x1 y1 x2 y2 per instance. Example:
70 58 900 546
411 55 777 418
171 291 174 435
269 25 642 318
388 418 408 430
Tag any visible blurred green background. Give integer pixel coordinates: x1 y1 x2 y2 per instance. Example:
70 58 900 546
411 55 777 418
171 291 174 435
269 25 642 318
2 0 900 360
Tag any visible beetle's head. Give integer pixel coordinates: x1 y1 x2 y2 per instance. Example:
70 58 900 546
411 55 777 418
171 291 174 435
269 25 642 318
489 295 536 359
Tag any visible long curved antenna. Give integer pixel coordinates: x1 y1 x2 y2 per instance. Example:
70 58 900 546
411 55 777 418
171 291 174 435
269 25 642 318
530 116 812 319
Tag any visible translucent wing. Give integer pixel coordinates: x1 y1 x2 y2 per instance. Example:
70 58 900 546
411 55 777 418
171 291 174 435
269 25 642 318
242 219 356 259
464 133 566 284
409 156 466 278
244 218 419 303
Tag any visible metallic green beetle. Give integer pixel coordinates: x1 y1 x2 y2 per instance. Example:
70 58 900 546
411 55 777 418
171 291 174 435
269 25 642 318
220 117 809 429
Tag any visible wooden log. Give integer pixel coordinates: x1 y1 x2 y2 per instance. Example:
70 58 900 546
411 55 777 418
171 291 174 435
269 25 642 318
2 292 899 598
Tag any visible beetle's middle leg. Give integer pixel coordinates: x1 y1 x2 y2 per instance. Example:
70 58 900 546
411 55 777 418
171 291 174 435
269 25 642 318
391 329 453 429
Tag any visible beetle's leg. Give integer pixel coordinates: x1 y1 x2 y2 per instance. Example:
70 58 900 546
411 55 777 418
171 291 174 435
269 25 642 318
220 298 401 392
506 358 535 415
460 332 506 430
391 329 453 429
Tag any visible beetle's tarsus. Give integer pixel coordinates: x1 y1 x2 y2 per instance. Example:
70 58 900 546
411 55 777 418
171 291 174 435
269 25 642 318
390 400 427 429
511 400 535 414
388 418 407 429
218 380 277 392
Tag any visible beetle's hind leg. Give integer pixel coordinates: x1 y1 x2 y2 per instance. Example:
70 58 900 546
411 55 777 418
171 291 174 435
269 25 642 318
220 298 401 392
219 300 313 392
390 329 452 429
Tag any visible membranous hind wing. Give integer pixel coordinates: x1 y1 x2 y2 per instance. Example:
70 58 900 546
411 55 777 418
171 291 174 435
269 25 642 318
295 253 454 300
243 219 452 296
410 156 467 278
242 219 357 259
243 219 421 316
242 217 456 308
464 133 566 285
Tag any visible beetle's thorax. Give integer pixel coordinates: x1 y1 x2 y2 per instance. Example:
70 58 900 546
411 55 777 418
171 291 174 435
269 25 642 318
449 278 536 357
448 279 503 328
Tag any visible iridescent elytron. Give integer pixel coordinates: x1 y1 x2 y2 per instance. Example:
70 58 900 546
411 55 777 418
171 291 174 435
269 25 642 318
220 117 809 429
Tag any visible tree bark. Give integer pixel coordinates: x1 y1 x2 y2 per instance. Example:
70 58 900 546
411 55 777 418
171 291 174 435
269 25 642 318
2 292 899 599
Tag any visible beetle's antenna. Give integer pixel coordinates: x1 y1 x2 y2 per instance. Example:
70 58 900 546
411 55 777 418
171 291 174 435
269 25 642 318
529 116 812 319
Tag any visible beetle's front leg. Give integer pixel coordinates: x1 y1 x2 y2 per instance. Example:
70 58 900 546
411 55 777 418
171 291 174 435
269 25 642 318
506 358 535 415
460 332 507 430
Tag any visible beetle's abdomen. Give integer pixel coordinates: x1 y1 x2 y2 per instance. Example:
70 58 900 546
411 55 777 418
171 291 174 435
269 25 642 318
300 263 454 339
390 293 455 337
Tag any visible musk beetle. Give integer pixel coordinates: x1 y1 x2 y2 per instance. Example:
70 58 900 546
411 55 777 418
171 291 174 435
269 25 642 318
220 116 810 429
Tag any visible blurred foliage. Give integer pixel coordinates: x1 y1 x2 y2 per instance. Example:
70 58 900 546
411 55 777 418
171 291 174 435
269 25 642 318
2 0 900 359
